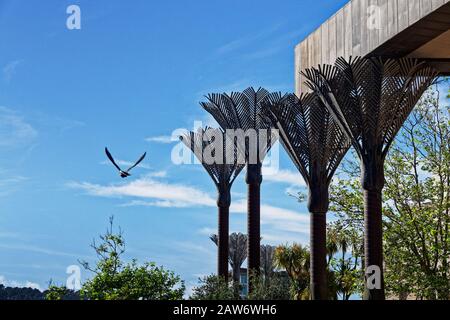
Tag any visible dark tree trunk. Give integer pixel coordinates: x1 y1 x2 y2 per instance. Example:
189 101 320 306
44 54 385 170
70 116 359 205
232 264 241 284
218 205 229 281
310 212 327 299
217 188 231 282
308 183 329 300
246 163 262 293
361 159 385 300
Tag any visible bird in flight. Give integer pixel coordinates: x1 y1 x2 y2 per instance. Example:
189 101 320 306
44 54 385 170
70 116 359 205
105 147 146 178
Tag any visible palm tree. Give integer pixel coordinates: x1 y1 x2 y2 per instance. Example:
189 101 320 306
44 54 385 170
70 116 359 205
181 128 244 281
327 224 363 300
262 93 351 299
274 243 310 300
210 232 247 284
201 87 277 291
303 57 437 299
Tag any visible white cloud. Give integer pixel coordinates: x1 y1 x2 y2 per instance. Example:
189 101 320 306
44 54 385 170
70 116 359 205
261 232 308 246
0 107 37 147
0 275 41 291
69 173 309 236
145 135 177 144
230 199 309 235
68 177 216 208
197 227 216 236
263 168 306 186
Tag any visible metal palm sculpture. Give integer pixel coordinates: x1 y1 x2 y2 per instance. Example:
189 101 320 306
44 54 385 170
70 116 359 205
201 87 277 290
210 232 247 284
303 57 438 299
260 244 276 279
262 93 351 299
181 127 244 281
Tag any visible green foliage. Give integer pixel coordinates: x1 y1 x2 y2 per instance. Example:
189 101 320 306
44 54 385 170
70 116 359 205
0 284 44 300
190 275 236 300
273 243 310 300
247 273 291 300
326 223 364 299
79 217 185 300
328 86 450 299
383 88 450 299
45 285 72 300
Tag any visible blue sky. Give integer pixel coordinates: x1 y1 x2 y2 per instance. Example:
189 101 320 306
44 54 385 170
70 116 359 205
0 0 357 293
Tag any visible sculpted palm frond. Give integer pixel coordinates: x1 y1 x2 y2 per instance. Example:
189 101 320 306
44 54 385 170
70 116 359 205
303 57 438 160
263 93 351 188
201 87 278 161
210 232 247 283
180 127 245 192
260 245 276 278
228 233 248 271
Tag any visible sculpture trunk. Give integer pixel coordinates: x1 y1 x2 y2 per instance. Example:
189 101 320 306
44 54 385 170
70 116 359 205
218 204 230 281
308 183 329 300
217 188 231 282
232 263 241 284
310 212 327 299
361 157 385 300
246 163 262 292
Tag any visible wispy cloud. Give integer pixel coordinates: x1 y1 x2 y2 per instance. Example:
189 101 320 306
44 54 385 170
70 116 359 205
197 227 216 236
263 168 306 186
229 199 309 235
0 107 37 147
216 23 283 55
68 176 216 208
33 112 85 133
215 24 308 62
0 175 29 197
0 243 87 259
69 173 309 235
2 60 22 82
0 275 41 291
145 135 177 144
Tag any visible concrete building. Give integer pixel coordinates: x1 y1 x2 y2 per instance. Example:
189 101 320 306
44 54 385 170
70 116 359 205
295 0 450 94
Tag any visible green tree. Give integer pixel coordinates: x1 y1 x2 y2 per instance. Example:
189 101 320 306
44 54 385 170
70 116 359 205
79 217 185 300
190 275 236 300
326 224 363 299
247 273 291 300
45 284 73 300
273 243 310 300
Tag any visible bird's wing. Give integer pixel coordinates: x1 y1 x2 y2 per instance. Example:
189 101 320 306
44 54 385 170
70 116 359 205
126 152 146 172
105 147 122 172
